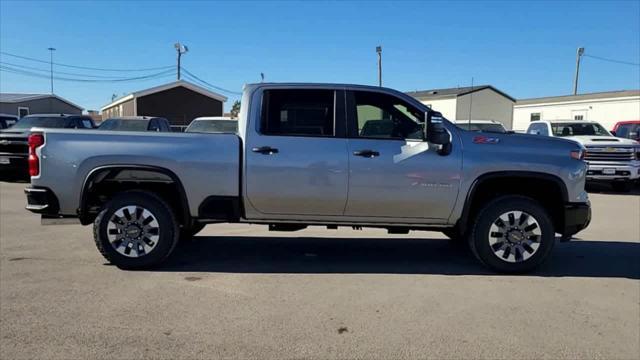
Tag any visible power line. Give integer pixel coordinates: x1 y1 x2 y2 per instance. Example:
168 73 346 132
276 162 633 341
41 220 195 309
0 61 154 79
182 68 242 95
583 54 640 67
0 51 174 72
0 64 175 83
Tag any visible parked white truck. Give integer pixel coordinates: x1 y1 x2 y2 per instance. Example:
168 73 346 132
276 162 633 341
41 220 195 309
24 83 591 273
527 120 640 191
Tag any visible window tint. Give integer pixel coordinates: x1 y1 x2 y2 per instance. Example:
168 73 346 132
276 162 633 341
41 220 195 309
616 124 632 138
148 119 160 131
261 89 334 136
80 119 94 128
551 123 610 137
457 123 506 133
528 123 547 135
98 119 150 131
352 91 423 140
9 116 68 130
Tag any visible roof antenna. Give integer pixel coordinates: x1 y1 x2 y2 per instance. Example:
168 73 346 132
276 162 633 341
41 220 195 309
468 77 474 128
260 72 264 82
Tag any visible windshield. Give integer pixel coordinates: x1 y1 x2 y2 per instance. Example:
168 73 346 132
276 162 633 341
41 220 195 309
8 117 69 130
552 122 611 137
186 120 237 133
456 122 506 133
98 119 149 131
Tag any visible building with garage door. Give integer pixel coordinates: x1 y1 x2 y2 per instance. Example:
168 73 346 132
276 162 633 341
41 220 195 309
513 90 640 131
0 93 83 118
406 85 515 129
100 80 227 127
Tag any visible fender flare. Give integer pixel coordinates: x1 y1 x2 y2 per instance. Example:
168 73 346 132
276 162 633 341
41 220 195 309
456 171 568 231
78 164 190 225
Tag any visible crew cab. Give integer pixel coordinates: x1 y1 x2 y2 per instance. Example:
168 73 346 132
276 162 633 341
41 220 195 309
527 120 640 191
24 83 591 273
0 113 95 180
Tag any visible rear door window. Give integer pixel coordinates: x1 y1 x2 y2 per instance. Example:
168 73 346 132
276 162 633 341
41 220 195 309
261 89 335 137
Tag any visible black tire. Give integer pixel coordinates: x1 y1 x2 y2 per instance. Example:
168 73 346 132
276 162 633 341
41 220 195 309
611 181 632 192
93 191 179 270
180 222 206 240
468 195 555 273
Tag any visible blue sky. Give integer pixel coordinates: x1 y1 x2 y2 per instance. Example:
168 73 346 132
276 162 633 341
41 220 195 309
1 0 639 111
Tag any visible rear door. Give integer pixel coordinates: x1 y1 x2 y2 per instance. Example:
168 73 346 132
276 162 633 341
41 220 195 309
244 88 349 216
343 90 460 220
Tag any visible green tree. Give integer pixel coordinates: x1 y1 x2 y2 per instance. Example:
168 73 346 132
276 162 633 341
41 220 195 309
230 100 241 119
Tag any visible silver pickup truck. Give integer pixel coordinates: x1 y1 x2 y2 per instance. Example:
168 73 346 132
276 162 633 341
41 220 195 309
24 83 591 273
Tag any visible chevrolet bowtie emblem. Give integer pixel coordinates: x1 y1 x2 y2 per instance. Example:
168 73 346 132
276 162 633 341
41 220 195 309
0 140 10 145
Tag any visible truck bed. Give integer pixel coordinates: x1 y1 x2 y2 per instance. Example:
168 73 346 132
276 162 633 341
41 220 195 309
30 129 241 217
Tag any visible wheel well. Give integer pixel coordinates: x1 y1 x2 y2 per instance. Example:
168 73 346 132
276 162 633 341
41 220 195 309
79 167 190 226
460 174 567 234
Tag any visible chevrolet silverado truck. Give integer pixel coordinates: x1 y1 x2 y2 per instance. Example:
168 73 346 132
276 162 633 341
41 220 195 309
527 120 640 191
24 83 591 273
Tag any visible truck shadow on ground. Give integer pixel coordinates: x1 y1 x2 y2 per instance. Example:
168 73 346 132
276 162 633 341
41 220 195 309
586 182 640 195
158 236 640 279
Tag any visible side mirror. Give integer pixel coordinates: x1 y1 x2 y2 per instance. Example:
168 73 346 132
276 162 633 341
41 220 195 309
425 111 452 155
610 130 616 137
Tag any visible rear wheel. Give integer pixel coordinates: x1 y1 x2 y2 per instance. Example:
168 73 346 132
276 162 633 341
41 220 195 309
469 196 555 273
93 191 179 269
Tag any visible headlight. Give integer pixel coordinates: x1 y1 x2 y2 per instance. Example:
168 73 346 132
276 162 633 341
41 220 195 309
570 148 585 160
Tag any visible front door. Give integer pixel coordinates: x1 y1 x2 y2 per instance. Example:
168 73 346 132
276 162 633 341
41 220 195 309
244 88 349 216
344 90 460 221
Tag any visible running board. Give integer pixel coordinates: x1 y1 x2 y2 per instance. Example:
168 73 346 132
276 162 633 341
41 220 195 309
41 216 80 225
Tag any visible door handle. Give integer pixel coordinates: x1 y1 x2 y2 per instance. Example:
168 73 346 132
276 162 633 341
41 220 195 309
252 146 279 155
353 149 380 158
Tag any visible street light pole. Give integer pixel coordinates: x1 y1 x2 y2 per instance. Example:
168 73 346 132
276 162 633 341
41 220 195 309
376 46 382 87
47 47 56 94
573 47 585 95
174 43 189 80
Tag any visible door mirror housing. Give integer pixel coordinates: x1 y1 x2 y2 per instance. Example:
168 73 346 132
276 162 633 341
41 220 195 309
425 111 452 155
610 130 616 137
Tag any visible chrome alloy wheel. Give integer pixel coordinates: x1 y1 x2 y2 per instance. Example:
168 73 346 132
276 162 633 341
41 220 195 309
488 210 542 263
107 206 160 258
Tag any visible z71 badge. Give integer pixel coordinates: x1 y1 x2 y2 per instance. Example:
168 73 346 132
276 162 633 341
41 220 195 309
473 136 500 144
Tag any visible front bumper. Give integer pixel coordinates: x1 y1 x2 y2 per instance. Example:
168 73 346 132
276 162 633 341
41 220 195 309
562 202 591 237
24 187 59 215
586 162 640 181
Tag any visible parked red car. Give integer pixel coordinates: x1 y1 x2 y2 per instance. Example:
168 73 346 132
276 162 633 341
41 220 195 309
611 120 640 141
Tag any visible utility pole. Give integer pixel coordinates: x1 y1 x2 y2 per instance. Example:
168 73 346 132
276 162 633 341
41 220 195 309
573 47 585 95
376 46 382 87
174 43 189 80
47 47 56 94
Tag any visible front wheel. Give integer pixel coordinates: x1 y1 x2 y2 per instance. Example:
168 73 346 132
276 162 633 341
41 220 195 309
469 196 555 273
93 191 180 269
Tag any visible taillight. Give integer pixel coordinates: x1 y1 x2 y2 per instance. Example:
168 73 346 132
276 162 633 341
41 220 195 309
28 133 44 177
570 149 585 160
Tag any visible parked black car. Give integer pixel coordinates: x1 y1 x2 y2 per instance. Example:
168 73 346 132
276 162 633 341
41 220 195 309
0 114 95 181
98 116 171 132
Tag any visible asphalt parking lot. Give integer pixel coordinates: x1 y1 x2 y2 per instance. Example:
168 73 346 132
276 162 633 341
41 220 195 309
1 181 638 359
